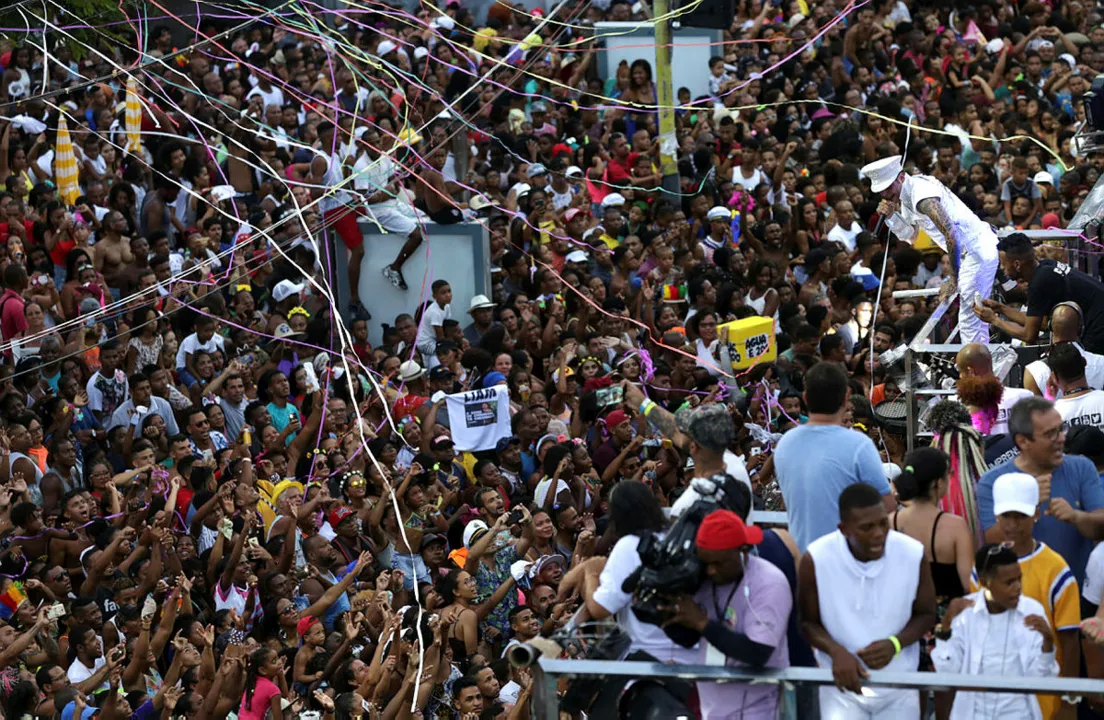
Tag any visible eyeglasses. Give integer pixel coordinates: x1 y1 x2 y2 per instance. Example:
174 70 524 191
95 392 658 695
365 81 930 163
279 604 298 615
48 570 68 581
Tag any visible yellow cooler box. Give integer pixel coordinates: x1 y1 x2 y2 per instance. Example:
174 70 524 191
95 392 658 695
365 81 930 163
718 316 776 370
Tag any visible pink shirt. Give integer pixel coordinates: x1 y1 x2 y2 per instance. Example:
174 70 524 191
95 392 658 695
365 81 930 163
0 288 26 343
239 677 280 720
691 555 792 719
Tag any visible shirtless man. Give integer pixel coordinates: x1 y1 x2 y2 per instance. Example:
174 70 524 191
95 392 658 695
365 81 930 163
116 236 150 299
93 211 134 295
417 147 464 225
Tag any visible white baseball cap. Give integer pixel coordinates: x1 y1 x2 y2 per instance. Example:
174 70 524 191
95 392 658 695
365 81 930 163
601 193 626 209
413 46 429 61
1034 171 1055 185
993 472 1040 517
565 250 588 264
376 40 397 56
272 280 305 303
565 165 583 178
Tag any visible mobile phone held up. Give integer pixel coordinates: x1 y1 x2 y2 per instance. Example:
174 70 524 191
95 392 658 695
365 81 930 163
595 385 623 408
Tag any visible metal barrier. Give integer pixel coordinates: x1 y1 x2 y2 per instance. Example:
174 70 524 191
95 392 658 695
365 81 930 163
534 659 1104 719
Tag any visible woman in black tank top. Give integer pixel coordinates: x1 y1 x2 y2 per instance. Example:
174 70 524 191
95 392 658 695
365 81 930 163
891 447 974 695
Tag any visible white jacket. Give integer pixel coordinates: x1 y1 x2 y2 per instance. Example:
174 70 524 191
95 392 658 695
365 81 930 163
931 590 1059 720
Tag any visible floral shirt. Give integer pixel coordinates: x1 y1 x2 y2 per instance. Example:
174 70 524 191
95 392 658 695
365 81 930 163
474 543 518 638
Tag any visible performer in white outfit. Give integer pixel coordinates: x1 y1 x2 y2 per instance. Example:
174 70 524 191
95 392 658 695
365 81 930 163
861 156 1000 343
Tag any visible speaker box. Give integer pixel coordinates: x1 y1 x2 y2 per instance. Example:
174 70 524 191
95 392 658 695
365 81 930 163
674 0 736 30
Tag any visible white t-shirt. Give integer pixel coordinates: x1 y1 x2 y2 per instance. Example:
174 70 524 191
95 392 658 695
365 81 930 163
591 534 702 663
534 476 571 508
956 386 1033 436
245 84 284 109
1024 343 1104 399
415 302 450 369
175 332 226 370
67 656 106 689
1055 390 1104 430
1084 542 1104 606
826 221 862 252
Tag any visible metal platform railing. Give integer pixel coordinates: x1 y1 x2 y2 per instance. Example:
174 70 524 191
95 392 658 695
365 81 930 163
534 659 1104 719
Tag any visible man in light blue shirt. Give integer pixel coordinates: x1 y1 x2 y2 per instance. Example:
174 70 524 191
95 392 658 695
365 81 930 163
774 362 894 552
977 397 1104 584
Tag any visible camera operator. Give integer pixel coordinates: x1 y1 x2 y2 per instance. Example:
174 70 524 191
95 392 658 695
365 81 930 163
566 394 743 658
566 479 700 662
658 508 792 719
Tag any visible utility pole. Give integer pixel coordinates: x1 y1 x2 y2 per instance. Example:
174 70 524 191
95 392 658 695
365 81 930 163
652 0 680 195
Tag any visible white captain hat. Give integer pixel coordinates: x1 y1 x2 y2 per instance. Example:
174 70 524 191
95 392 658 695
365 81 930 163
860 156 904 194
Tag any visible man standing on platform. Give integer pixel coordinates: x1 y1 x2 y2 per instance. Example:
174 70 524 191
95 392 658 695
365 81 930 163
861 156 1000 343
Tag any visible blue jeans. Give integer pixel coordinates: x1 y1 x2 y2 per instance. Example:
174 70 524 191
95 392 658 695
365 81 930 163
390 552 429 590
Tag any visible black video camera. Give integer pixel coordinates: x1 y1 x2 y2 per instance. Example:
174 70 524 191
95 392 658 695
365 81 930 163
623 474 750 635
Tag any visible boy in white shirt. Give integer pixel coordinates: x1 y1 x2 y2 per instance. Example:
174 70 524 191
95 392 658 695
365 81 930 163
416 280 452 370
932 544 1058 720
176 315 225 388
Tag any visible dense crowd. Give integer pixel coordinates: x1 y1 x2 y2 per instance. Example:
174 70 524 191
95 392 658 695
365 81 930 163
0 0 1103 718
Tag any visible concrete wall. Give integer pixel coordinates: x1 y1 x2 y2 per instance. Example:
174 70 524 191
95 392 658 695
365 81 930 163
356 221 492 347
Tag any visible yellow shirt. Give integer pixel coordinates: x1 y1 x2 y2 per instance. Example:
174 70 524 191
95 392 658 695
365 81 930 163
971 542 1078 719
599 233 620 250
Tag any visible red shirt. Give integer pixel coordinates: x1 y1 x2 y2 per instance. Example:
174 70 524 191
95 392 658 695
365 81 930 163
392 393 428 420
0 288 26 343
606 152 639 186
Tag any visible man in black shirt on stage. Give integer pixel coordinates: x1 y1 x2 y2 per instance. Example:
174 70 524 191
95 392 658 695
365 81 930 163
975 233 1104 353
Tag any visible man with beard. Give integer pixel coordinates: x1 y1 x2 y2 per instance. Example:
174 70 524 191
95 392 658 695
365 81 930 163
302 535 373 631
978 232 1104 353
66 624 108 689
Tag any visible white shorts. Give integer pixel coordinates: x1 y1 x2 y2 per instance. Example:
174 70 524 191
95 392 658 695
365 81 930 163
364 201 418 236
820 686 920 719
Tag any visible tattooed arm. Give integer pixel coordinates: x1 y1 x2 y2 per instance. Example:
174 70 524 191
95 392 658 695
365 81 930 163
917 197 960 301
622 381 689 452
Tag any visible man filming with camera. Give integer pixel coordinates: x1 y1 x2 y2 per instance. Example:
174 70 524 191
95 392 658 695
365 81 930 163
565 390 746 662
659 508 792 719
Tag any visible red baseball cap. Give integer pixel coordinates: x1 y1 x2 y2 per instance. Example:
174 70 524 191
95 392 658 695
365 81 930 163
696 509 763 550
296 615 319 636
605 409 629 428
328 506 355 527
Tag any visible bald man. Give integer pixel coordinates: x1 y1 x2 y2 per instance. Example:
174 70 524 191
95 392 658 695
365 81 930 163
955 343 1033 435
1024 303 1104 398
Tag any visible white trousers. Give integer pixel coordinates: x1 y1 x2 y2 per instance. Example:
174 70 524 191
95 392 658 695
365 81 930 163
819 686 920 719
956 235 1000 344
